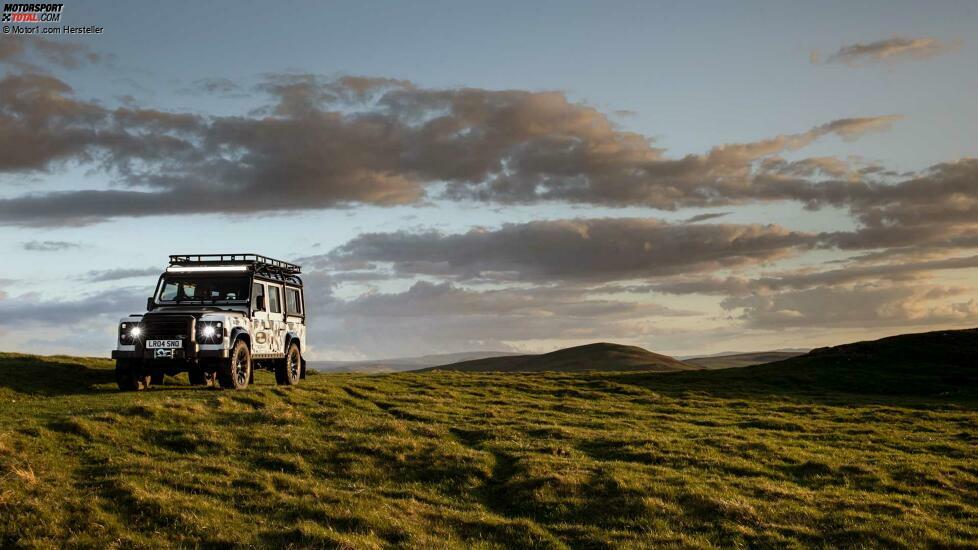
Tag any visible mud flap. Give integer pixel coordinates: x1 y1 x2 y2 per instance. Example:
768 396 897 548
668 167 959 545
300 358 307 379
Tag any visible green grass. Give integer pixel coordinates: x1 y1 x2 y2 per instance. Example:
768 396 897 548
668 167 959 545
1 351 977 548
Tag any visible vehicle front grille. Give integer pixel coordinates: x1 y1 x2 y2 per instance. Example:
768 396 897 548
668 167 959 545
142 316 194 339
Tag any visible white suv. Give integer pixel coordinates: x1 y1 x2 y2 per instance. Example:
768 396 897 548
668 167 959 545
112 254 307 390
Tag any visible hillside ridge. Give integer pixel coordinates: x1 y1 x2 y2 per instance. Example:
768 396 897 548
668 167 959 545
419 341 699 373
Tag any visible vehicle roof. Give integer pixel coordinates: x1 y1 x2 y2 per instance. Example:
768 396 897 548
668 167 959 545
165 253 303 287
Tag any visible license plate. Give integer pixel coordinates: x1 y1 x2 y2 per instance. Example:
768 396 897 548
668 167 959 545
146 339 183 349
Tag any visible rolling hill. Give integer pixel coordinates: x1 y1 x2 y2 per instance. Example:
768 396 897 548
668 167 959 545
685 350 806 369
418 342 700 373
643 328 978 399
750 327 978 394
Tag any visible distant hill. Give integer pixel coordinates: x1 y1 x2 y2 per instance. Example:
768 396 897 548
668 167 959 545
417 342 700 373
685 350 806 370
309 351 523 373
697 328 978 397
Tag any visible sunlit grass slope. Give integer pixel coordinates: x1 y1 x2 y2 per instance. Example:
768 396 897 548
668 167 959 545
1 341 976 548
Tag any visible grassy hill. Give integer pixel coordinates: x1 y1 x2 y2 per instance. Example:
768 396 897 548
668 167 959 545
685 351 806 370
419 342 699 373
694 328 978 397
1 329 977 547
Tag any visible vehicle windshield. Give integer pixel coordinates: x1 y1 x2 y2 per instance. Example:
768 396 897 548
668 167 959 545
157 275 250 304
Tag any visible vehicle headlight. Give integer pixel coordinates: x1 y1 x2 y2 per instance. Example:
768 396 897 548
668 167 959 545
120 322 142 344
197 321 223 342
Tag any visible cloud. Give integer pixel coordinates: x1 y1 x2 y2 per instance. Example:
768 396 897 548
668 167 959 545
0 73 106 172
312 218 817 283
22 240 81 251
0 36 103 71
722 283 978 329
643 254 978 296
83 267 161 282
308 280 696 358
0 71 911 226
187 77 243 95
811 159 978 252
816 37 961 66
0 288 146 327
760 156 853 178
0 71 972 285
683 212 731 223
0 288 150 356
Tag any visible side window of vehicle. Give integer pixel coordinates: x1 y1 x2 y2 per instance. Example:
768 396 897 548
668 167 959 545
252 283 266 311
268 285 282 314
161 282 178 301
286 288 302 315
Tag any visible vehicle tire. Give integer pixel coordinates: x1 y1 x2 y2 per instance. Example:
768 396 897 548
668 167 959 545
218 340 251 390
275 343 301 386
116 359 151 391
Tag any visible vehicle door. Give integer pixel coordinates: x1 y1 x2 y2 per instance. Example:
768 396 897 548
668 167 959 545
251 281 271 355
285 286 305 348
266 283 286 355
267 283 285 353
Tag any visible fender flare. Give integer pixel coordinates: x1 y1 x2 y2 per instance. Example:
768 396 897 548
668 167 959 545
284 331 301 351
230 327 251 350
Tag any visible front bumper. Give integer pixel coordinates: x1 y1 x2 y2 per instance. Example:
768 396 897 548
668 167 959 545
112 347 229 361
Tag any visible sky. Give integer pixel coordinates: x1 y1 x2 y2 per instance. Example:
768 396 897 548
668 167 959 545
0 0 976 360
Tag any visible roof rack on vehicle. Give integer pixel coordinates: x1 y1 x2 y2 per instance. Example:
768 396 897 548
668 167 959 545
168 253 302 276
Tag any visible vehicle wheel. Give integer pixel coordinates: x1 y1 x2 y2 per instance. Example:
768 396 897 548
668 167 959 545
218 340 251 390
150 370 165 386
275 343 301 386
115 360 151 391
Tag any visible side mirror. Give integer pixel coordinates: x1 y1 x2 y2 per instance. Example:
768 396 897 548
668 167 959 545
146 297 155 311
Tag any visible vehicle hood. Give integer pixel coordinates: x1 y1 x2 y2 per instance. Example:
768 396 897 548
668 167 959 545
143 307 248 318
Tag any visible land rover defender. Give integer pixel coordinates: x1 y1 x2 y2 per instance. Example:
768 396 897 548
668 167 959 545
111 254 307 390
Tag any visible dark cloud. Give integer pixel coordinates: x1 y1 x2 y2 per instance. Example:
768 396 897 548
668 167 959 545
811 160 978 252
0 73 105 172
22 240 81 251
815 37 961 66
0 71 916 226
311 218 817 283
683 212 731 223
